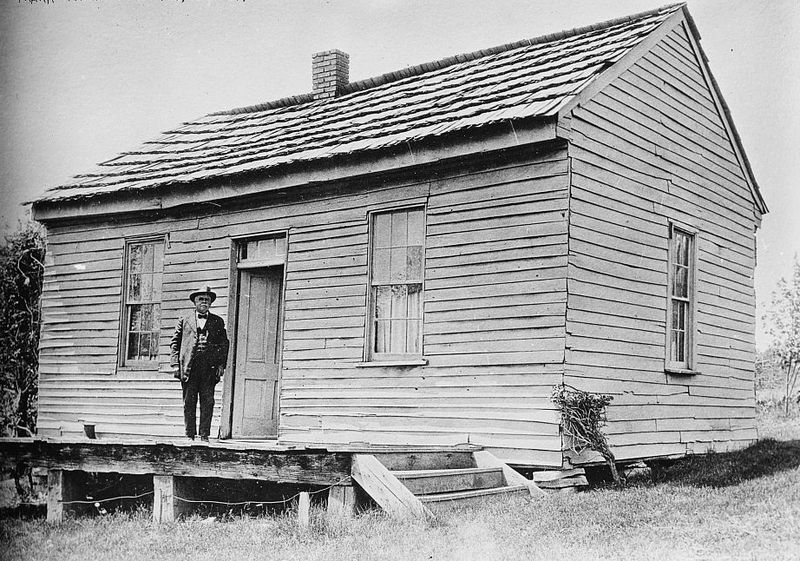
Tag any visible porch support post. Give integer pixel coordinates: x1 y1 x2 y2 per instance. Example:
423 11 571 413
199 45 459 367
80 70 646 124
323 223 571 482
153 475 192 523
297 491 311 531
46 469 82 523
326 484 357 523
153 475 176 523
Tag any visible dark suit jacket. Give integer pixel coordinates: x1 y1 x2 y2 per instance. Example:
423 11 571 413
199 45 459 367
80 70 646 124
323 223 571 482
170 311 229 380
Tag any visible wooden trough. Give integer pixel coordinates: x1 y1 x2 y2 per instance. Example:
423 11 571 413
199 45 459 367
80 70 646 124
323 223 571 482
0 437 541 523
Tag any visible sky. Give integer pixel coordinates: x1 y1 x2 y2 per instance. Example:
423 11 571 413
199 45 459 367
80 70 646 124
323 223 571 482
1 0 798 348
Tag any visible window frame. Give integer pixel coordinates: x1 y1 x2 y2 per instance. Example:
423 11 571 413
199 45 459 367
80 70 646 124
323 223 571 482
665 223 698 374
364 205 427 364
118 235 166 371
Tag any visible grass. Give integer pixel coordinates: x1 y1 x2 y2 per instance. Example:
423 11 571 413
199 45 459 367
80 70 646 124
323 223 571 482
2 409 799 561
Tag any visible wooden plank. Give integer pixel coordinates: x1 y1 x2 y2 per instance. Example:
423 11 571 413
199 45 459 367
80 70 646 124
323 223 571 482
428 154 567 199
152 474 175 523
46 469 67 523
425 234 566 260
297 492 311 531
326 485 357 523
3 441 351 485
426 255 568 281
281 413 559 434
350 454 431 519
426 221 567 249
570 126 750 225
473 450 544 497
426 278 565 303
371 451 475 471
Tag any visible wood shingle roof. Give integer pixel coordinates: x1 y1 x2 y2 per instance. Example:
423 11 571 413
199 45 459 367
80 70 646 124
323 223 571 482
38 5 684 203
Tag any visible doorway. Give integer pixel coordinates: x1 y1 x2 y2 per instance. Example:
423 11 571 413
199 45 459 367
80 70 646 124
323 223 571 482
229 236 286 439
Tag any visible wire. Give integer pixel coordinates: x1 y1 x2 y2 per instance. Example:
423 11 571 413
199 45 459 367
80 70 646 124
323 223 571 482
59 491 154 505
55 476 352 507
173 475 351 506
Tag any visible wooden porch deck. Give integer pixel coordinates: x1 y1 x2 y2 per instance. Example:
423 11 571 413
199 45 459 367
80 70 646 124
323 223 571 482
0 436 481 484
2 437 523 523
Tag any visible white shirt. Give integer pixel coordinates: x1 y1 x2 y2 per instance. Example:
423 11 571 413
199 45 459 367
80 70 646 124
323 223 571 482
196 311 208 330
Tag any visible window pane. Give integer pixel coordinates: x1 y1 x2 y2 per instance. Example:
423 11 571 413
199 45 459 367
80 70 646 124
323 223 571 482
675 232 689 266
129 305 143 332
373 213 392 248
670 330 685 363
375 286 392 320
372 249 391 284
140 273 154 301
139 333 152 360
407 246 423 282
390 247 407 283
407 320 422 354
672 265 688 298
673 300 686 331
127 333 140 361
390 284 409 320
407 209 424 246
390 211 408 248
406 286 422 353
143 243 155 273
128 274 141 302
128 244 142 273
374 287 392 353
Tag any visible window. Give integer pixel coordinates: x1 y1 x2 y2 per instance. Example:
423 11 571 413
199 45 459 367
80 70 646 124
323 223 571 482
667 225 695 371
368 208 425 361
121 238 164 366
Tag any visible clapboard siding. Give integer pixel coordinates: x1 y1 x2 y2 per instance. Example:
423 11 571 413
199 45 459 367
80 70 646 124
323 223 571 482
37 146 569 466
564 23 758 461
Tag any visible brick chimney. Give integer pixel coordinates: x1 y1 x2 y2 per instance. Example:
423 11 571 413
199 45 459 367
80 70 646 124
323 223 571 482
312 49 349 100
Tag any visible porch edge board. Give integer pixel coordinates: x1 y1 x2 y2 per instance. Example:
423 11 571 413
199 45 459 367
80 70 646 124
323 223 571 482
1 439 351 486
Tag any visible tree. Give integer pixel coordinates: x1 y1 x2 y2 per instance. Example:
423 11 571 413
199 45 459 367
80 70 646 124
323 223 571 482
0 221 45 437
762 256 800 415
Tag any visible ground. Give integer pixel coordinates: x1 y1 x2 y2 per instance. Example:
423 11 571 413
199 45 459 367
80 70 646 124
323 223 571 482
2 406 799 560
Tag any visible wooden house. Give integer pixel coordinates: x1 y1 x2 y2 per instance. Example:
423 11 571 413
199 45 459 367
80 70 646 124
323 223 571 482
31 4 766 470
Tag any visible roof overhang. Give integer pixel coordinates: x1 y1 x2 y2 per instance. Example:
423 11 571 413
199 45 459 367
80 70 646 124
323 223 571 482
32 116 559 224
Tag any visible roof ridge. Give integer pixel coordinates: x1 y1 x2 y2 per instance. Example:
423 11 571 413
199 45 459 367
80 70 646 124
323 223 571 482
212 3 684 117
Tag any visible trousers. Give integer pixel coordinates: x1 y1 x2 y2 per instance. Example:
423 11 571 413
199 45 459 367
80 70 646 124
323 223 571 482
181 361 217 438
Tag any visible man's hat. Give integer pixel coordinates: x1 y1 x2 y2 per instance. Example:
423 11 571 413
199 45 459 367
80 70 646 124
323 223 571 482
189 285 217 303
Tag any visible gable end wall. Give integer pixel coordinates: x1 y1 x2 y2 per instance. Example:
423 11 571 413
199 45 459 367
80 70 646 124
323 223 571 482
563 22 759 462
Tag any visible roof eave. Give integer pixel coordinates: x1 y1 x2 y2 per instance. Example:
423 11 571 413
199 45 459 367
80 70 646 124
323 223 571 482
32 116 560 224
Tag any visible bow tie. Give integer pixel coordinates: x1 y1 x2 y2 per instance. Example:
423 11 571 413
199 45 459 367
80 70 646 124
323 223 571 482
197 313 208 319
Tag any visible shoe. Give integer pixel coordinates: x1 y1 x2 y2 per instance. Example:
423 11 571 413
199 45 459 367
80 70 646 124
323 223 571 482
200 436 209 442
186 436 196 441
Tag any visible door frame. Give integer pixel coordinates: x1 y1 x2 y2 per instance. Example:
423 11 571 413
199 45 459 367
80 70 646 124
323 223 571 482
219 231 289 439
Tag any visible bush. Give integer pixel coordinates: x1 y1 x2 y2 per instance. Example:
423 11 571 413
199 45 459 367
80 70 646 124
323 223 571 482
0 222 45 437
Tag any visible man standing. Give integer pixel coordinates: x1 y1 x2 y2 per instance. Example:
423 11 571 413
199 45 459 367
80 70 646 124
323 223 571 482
170 286 229 442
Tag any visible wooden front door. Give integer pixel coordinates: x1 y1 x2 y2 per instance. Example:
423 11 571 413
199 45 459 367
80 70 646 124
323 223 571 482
232 267 283 438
